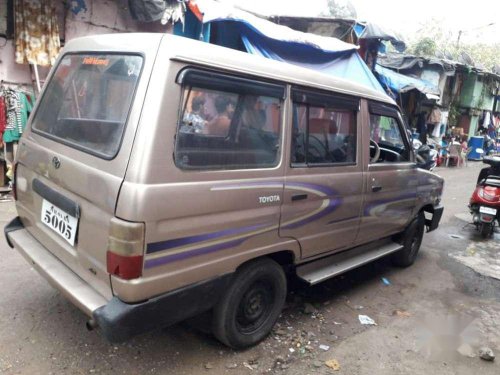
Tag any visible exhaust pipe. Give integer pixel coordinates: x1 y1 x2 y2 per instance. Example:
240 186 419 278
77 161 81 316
86 319 98 331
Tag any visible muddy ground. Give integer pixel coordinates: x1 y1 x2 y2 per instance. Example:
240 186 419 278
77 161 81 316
0 162 498 374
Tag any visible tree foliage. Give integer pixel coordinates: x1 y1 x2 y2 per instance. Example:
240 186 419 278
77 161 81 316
407 19 499 71
412 37 437 57
320 0 357 19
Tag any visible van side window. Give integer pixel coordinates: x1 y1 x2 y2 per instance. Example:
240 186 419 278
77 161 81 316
291 89 358 166
369 114 409 163
175 72 284 170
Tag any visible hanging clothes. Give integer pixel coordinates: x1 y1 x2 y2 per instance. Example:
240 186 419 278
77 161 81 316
0 96 6 144
427 107 442 125
3 90 33 143
15 0 61 66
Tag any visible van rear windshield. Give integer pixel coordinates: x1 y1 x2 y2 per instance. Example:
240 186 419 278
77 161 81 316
32 54 143 158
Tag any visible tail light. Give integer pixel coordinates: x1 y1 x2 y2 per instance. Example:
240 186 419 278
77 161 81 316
480 214 494 223
478 187 499 202
12 162 18 200
106 218 145 280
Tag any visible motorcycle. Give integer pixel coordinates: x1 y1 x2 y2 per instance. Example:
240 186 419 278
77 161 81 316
469 156 500 238
413 138 438 171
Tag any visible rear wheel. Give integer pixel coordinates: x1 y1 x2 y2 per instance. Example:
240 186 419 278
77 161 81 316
480 222 493 238
392 212 425 267
212 258 286 349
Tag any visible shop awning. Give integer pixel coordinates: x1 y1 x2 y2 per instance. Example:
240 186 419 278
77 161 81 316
375 64 440 97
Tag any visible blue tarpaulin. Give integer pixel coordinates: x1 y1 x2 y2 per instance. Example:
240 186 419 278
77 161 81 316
207 18 385 94
187 0 387 95
375 64 440 97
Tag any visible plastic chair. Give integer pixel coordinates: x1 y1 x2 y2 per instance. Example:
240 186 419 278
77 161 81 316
446 143 462 167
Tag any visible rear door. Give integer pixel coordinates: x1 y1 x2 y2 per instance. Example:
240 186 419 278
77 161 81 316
15 38 158 299
280 87 363 259
356 101 417 244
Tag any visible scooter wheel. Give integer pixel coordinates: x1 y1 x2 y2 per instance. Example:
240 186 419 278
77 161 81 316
480 223 493 238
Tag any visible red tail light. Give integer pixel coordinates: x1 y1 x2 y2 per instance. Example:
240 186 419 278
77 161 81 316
12 162 18 200
106 252 143 280
478 187 500 202
106 218 145 280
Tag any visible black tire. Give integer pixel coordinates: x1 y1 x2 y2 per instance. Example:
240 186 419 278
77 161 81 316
212 258 287 349
392 212 425 267
480 223 492 238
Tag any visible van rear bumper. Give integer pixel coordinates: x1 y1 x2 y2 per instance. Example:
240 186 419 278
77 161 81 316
5 217 232 343
5 217 108 316
93 274 232 342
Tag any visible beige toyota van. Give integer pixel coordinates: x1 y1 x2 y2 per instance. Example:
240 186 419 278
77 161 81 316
5 33 444 349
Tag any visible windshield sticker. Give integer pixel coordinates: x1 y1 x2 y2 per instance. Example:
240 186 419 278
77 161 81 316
82 57 109 66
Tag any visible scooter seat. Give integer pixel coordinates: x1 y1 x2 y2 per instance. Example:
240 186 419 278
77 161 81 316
484 177 500 187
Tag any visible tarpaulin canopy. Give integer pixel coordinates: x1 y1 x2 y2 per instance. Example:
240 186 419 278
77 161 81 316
188 0 386 95
375 64 440 98
357 22 406 52
241 29 383 93
378 54 457 75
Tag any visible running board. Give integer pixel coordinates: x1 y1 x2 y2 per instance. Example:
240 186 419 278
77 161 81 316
297 241 403 285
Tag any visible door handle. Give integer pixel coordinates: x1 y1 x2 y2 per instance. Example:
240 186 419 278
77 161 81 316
292 194 308 201
371 185 382 192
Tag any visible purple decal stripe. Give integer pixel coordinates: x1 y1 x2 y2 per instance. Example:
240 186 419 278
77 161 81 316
283 197 341 229
212 181 284 190
144 238 247 269
363 192 418 216
147 223 269 254
212 181 335 197
286 182 336 196
327 215 359 225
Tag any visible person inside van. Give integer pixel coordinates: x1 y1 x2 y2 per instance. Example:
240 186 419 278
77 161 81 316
206 95 235 136
181 95 207 133
240 95 266 130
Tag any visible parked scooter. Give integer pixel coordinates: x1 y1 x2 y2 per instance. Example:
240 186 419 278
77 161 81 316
469 156 500 238
413 138 438 171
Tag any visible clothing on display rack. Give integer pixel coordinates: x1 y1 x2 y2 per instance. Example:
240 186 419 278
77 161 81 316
0 84 36 185
0 87 34 143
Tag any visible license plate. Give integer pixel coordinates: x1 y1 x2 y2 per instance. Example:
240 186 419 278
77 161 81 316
479 206 497 215
41 199 79 246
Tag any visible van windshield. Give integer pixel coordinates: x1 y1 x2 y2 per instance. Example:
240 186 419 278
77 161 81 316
32 54 143 158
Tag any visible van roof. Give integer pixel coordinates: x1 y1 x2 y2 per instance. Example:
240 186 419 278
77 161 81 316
63 33 395 106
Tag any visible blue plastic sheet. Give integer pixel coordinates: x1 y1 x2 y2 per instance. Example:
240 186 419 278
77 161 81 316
375 64 440 96
208 19 386 95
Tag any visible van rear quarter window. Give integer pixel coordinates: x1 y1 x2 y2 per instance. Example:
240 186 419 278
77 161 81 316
175 70 284 170
32 54 143 158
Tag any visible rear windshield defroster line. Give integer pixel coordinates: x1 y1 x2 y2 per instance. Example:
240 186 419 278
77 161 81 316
31 53 144 159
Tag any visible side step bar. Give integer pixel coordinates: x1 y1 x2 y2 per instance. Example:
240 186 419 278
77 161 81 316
297 241 403 285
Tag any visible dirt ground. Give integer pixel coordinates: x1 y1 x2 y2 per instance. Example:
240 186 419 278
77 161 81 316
0 162 499 374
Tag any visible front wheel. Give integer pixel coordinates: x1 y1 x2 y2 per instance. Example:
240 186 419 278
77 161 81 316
212 258 287 349
392 212 425 267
